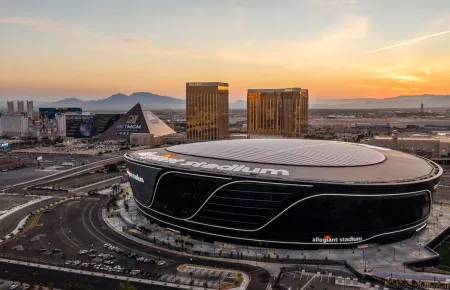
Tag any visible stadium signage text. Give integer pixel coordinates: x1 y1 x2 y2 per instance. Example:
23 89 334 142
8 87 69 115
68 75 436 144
137 152 290 176
188 83 202 86
312 236 363 243
127 169 144 183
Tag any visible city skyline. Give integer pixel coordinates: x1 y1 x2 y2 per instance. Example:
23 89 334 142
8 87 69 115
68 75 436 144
1 0 450 101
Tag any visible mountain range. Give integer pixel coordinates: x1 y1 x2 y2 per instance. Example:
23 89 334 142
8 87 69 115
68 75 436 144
2 93 450 111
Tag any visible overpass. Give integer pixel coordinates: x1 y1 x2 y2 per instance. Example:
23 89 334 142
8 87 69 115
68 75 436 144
2 156 124 192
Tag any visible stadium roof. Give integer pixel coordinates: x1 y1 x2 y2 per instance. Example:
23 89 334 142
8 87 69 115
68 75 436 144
126 139 441 184
99 103 175 141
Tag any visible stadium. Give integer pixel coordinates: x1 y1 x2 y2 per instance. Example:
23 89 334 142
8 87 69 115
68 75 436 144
124 139 442 249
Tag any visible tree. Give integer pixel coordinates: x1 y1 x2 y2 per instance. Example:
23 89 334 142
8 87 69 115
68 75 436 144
64 281 71 290
48 282 54 290
119 280 137 290
189 271 194 282
38 283 43 290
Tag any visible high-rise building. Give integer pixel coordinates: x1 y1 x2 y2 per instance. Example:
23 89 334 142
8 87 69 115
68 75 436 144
17 101 25 114
247 88 308 138
7 101 14 114
186 82 229 140
27 101 34 118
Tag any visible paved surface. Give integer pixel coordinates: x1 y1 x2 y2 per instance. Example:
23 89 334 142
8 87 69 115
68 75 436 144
280 272 347 290
0 195 33 212
2 156 123 192
0 167 50 188
1 197 270 290
0 197 60 237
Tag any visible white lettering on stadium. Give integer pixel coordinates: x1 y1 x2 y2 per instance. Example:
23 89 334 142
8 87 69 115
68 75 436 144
127 169 144 183
188 83 202 86
137 152 289 176
312 236 363 243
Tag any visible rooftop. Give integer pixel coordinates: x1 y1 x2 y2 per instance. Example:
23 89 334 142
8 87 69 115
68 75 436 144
126 139 442 184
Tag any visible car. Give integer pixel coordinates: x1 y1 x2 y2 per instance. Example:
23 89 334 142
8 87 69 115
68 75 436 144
72 260 81 266
65 261 73 265
43 209 52 213
51 249 62 254
38 248 47 252
104 260 115 265
88 254 97 258
103 243 111 248
157 260 166 266
130 270 140 276
149 259 156 264
78 249 88 255
23 287 30 290
9 285 18 289
89 248 97 253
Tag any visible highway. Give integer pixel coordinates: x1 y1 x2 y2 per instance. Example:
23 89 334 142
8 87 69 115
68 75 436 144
2 156 124 192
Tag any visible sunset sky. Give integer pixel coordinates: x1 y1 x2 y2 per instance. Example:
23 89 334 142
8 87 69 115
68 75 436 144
1 0 450 101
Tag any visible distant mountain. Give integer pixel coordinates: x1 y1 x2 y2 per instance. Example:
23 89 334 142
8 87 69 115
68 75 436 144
43 92 186 111
45 97 85 108
2 93 450 111
230 100 247 110
310 94 450 109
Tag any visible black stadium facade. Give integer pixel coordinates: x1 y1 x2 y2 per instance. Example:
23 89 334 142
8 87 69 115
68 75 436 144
124 139 442 249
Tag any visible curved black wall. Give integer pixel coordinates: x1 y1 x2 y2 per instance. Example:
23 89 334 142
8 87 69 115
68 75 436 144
126 159 439 248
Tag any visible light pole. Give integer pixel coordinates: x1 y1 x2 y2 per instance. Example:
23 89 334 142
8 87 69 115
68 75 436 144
158 250 160 261
69 230 71 239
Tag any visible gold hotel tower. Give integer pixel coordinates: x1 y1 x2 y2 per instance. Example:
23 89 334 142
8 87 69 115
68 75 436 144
186 82 229 140
247 88 308 138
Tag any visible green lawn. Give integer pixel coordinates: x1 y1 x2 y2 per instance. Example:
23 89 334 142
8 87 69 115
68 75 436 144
436 241 450 270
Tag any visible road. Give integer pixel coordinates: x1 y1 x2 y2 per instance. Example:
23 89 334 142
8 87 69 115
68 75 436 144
2 156 123 192
0 167 51 188
2 197 270 290
84 198 271 290
0 197 60 237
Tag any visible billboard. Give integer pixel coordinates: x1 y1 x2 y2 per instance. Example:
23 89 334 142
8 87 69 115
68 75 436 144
66 115 94 138
39 108 82 120
115 113 145 136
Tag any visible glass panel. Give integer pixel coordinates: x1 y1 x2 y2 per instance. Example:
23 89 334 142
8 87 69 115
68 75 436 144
151 172 226 218
264 191 430 240
127 162 160 206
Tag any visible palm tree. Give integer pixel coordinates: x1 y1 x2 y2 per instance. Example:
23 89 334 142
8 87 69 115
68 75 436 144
189 271 194 283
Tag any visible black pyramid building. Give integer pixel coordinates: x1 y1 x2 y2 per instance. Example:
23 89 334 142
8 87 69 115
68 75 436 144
99 103 175 141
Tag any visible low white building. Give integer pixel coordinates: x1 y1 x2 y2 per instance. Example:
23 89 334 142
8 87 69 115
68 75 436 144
0 115 29 137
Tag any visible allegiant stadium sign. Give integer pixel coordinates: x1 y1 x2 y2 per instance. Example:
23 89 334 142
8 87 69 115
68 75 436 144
137 152 290 176
127 169 144 183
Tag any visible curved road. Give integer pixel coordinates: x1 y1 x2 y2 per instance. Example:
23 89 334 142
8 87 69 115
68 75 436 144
79 198 271 290
0 197 59 237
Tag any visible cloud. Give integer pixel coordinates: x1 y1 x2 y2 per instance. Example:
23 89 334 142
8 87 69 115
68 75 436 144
326 0 360 6
364 30 450 54
0 16 62 29
123 38 152 45
0 16 185 57
375 74 428 83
